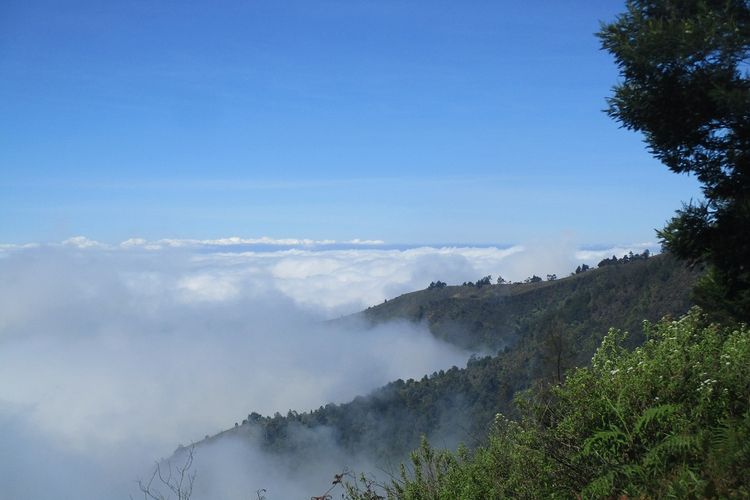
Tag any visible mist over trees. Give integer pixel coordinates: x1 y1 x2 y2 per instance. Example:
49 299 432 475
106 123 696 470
128 1 750 497
179 255 696 498
347 311 750 499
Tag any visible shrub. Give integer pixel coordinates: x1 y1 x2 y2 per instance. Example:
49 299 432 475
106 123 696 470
349 309 750 498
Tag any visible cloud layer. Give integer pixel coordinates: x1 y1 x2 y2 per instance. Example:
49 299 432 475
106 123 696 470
0 238 656 498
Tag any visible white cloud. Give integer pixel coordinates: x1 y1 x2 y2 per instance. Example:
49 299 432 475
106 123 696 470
115 236 385 250
0 242 39 251
0 245 469 499
176 273 241 302
62 236 108 249
0 237 660 499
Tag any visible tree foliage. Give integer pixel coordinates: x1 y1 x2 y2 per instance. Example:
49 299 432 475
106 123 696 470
427 280 447 290
348 309 750 499
597 249 650 268
598 0 750 321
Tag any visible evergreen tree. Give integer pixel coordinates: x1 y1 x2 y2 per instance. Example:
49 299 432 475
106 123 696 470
598 0 750 321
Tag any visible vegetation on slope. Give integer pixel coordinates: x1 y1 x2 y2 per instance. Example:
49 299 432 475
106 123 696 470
361 253 695 352
212 254 697 464
347 309 750 499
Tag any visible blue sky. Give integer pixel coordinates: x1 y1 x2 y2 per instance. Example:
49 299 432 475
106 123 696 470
0 0 701 245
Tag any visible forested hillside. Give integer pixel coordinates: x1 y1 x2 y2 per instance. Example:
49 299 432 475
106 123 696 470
348 310 750 499
201 254 699 464
361 252 696 353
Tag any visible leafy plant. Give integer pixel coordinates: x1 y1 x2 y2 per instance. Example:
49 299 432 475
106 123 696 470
349 309 750 498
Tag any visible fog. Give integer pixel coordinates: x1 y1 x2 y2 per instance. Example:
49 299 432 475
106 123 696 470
0 238 654 499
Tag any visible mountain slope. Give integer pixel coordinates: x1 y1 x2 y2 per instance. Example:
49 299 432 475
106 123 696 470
199 254 699 464
361 252 697 352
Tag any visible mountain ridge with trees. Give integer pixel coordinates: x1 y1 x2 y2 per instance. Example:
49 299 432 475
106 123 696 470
191 253 699 467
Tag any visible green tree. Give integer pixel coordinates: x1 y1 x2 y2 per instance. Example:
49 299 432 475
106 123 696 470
598 0 750 322
475 275 492 288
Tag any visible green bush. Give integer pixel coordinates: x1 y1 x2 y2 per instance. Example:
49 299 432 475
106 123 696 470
350 309 750 499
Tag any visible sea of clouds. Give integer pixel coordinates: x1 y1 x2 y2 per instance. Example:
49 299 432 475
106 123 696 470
0 236 655 499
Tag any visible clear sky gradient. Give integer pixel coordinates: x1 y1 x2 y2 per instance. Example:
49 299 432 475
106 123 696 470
0 0 701 245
